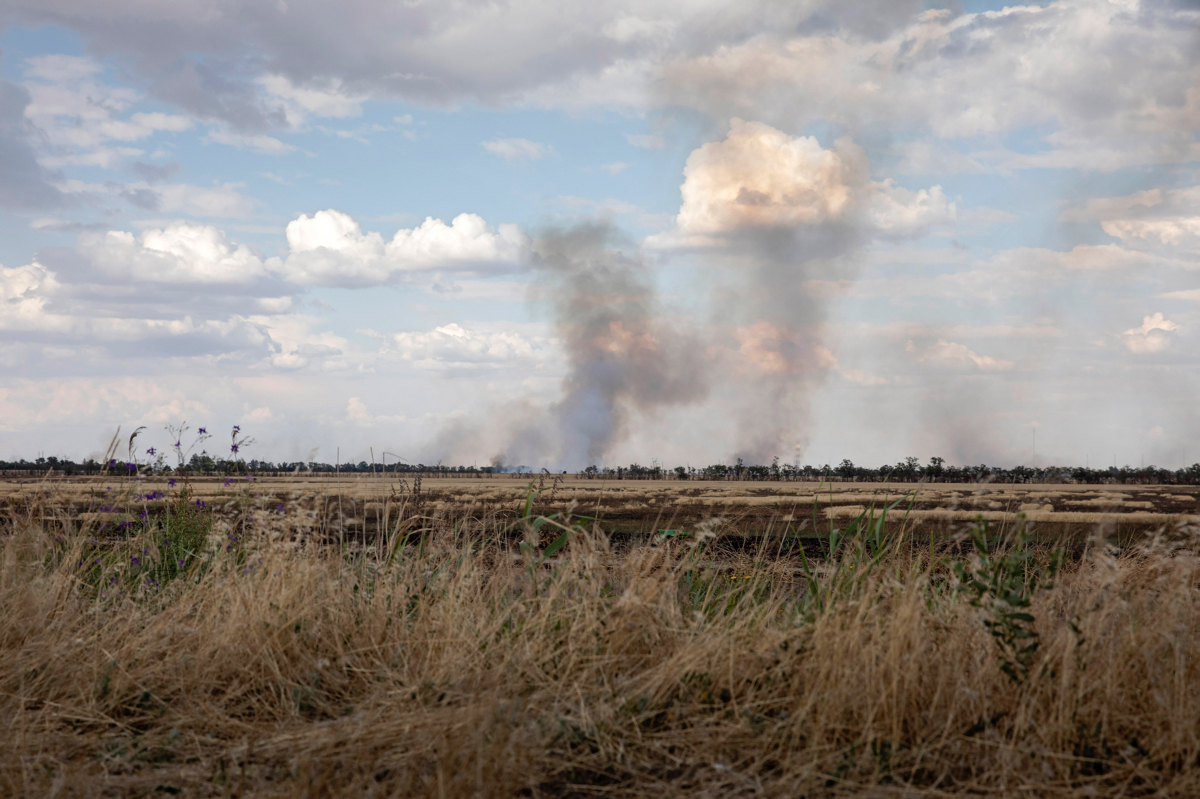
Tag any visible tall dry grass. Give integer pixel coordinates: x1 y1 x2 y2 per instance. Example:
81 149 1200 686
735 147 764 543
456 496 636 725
3 489 1200 797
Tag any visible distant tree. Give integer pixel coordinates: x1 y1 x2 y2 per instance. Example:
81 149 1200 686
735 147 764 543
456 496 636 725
927 456 945 481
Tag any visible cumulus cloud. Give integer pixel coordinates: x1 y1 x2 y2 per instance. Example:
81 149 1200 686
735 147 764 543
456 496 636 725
481 138 548 161
1122 313 1179 354
382 323 551 369
0 255 278 357
0 264 57 330
650 119 953 246
75 222 269 285
0 219 313 373
279 209 529 287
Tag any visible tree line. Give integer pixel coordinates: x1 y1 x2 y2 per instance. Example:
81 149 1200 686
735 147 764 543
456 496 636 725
4 454 1200 485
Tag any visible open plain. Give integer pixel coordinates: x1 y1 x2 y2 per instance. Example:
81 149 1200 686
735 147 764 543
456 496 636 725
6 474 1200 796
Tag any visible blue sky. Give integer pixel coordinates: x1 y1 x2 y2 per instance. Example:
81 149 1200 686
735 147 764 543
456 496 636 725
1 0 1198 469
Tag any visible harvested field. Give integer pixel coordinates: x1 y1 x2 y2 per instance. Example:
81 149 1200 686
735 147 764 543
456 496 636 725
5 475 1200 797
3 475 1197 546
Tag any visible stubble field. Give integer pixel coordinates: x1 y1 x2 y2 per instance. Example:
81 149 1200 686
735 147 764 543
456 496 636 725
5 473 1198 544
3 473 1200 796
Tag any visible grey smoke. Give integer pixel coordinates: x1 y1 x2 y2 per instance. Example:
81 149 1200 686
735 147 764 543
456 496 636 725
716 223 864 464
472 222 707 469
428 219 862 469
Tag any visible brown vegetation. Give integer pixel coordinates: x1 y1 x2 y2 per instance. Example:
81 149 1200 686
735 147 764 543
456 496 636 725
3 479 1200 796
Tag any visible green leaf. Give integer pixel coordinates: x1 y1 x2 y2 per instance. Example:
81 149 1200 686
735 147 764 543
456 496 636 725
543 530 570 557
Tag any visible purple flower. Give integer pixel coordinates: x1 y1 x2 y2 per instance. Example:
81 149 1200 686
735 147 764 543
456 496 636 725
129 555 140 567
230 444 239 454
198 427 207 435
178 559 186 568
107 459 117 468
126 462 136 472
146 447 156 456
168 479 177 487
195 498 206 508
276 504 285 514
174 441 181 448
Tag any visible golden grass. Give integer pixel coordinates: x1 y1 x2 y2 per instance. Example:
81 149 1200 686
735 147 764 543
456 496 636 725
4 488 1200 795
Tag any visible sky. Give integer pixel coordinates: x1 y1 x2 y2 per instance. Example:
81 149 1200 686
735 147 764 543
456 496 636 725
0 0 1198 470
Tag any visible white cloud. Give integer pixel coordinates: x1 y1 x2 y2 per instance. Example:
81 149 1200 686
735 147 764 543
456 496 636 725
75 223 269 285
154 182 257 218
347 397 371 421
654 119 953 245
385 323 550 369
1063 186 1200 257
345 397 405 425
21 55 194 166
481 137 548 161
1159 289 1200 301
867 180 956 238
1122 313 1179 354
0 263 57 330
906 339 1013 371
279 209 529 287
206 128 296 155
1055 244 1195 271
600 161 630 174
258 74 365 122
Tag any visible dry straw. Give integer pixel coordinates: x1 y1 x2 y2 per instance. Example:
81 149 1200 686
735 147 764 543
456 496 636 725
3 482 1200 796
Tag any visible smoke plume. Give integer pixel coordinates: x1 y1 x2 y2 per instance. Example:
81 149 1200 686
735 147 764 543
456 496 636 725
655 119 952 463
428 121 952 469
492 222 707 468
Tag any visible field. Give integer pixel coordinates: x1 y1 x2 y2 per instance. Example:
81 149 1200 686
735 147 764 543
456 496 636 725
5 473 1198 543
4 473 1200 796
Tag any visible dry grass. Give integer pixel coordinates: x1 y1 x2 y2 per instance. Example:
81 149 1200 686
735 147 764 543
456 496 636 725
4 486 1200 797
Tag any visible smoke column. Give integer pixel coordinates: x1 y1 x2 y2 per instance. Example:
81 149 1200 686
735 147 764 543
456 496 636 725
494 222 707 468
